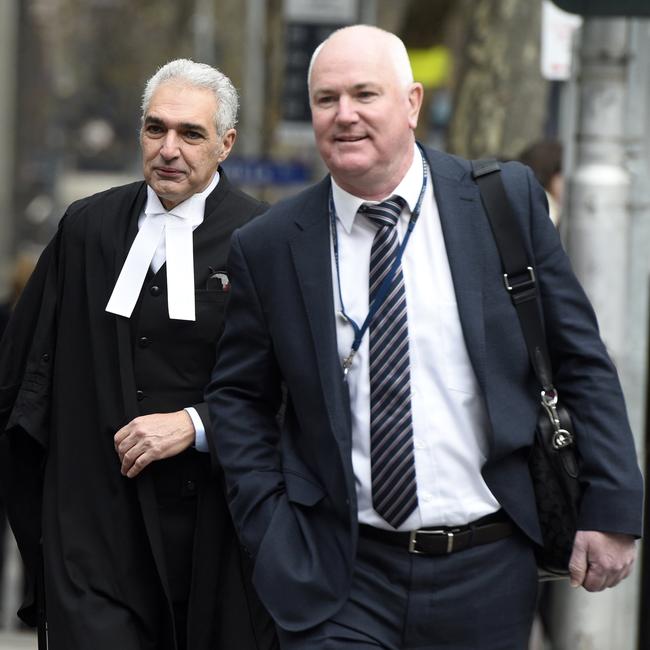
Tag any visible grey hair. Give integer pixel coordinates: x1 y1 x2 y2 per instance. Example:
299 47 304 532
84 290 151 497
141 59 239 136
307 25 414 94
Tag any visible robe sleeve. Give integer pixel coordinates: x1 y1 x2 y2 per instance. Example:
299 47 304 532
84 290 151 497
0 229 60 444
0 226 61 626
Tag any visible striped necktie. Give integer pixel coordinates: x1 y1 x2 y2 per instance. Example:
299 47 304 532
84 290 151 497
360 195 418 528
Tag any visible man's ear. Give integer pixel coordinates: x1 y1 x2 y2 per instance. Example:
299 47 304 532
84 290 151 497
407 83 424 130
217 129 237 164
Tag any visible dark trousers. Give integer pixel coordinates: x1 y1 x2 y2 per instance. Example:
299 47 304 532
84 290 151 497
277 530 538 650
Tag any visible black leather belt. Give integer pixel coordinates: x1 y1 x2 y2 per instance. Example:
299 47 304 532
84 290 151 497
359 511 514 556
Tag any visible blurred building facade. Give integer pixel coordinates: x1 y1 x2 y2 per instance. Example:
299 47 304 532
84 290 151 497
3 0 555 269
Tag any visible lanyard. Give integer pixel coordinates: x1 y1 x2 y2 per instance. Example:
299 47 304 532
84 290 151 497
330 150 429 377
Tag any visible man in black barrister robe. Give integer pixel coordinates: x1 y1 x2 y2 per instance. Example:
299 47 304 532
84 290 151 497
0 59 276 650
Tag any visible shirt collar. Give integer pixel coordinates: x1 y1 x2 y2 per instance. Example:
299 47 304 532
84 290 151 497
144 170 220 225
331 144 423 234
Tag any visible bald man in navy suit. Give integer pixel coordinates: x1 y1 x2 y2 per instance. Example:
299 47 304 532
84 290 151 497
207 26 643 650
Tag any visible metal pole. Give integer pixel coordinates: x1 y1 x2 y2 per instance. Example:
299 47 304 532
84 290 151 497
240 0 267 157
0 0 18 300
550 17 641 650
624 18 650 650
193 0 217 64
565 18 630 360
622 21 650 452
359 0 378 25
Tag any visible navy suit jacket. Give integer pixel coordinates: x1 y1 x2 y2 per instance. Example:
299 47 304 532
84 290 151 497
207 147 643 632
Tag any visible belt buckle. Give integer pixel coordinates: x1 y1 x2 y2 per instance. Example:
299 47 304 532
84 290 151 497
408 529 455 554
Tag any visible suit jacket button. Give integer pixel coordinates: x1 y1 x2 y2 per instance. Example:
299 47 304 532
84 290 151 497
136 390 145 401
41 353 50 362
149 285 161 297
138 336 150 348
185 480 196 493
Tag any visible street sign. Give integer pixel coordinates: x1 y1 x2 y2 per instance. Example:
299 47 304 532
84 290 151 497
541 0 582 80
222 157 311 186
284 0 357 23
552 0 650 16
282 22 341 123
281 0 359 123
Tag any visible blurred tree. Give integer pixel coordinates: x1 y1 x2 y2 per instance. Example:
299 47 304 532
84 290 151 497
28 0 200 172
396 0 459 147
14 0 56 243
447 0 548 159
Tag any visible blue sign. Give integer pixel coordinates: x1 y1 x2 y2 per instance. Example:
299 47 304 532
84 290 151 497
223 157 312 186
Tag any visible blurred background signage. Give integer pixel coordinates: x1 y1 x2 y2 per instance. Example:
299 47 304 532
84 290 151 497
281 0 359 123
541 0 582 80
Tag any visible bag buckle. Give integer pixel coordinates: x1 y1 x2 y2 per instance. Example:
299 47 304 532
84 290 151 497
552 429 574 449
541 388 575 449
503 266 536 292
409 529 455 554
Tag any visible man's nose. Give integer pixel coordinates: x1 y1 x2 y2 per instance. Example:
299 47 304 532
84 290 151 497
160 131 180 158
335 96 358 124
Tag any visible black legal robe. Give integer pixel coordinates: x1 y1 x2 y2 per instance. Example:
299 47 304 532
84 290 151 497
0 171 275 650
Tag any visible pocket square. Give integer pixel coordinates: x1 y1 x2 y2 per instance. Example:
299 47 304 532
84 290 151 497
206 269 230 292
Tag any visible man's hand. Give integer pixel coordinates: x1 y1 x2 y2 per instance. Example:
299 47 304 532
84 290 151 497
114 411 196 478
568 530 636 591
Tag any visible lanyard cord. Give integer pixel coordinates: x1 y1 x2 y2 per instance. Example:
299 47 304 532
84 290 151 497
330 149 430 376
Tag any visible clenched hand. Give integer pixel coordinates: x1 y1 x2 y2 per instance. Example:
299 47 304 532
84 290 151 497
569 530 636 591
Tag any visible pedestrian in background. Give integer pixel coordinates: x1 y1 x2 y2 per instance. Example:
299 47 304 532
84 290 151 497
518 139 564 226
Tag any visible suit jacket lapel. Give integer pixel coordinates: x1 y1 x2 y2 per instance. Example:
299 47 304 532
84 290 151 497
192 166 233 253
288 178 352 450
424 148 489 397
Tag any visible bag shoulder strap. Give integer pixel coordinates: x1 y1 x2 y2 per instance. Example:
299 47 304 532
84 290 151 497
470 159 554 391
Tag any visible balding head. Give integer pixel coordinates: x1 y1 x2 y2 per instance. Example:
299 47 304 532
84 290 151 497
308 25 423 200
308 25 414 93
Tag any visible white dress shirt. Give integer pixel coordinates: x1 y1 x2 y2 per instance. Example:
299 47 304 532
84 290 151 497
330 144 500 530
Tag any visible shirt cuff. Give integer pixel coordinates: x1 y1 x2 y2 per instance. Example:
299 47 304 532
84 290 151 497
185 407 209 453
